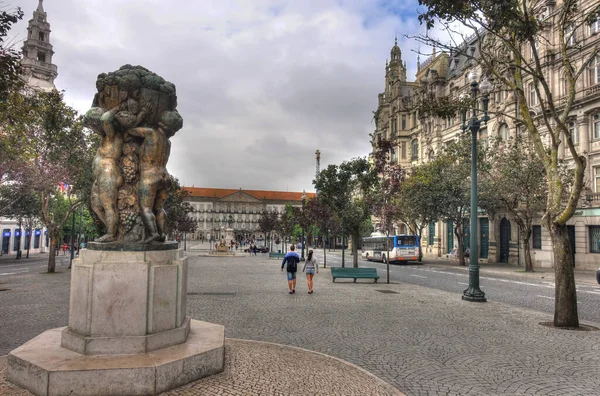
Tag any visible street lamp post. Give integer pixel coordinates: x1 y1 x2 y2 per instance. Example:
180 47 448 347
461 69 491 303
301 190 306 261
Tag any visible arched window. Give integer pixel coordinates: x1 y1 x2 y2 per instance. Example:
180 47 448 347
568 121 579 144
428 150 435 161
499 123 510 140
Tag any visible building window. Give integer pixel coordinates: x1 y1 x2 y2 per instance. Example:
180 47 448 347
429 222 435 245
566 24 576 46
37 52 46 62
401 115 406 130
590 226 600 253
569 121 579 144
39 31 45 41
13 229 21 251
532 225 542 249
594 114 600 140
499 123 510 141
590 55 600 86
391 148 398 163
401 142 406 159
411 139 419 161
391 117 397 136
590 15 599 35
528 82 538 105
479 127 488 148
594 166 600 192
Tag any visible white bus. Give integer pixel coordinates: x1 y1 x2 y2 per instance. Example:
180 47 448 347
361 234 419 263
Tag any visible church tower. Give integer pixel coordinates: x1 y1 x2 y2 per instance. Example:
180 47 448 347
21 0 57 92
386 37 407 84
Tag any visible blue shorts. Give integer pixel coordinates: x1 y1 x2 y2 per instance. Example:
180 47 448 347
287 272 296 281
306 268 315 275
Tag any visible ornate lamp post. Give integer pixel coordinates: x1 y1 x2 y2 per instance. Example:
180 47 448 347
461 69 491 303
301 190 306 261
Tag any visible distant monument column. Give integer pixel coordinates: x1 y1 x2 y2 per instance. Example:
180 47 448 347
7 65 225 396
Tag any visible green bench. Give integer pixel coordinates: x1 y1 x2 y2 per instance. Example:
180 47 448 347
331 267 379 283
269 252 286 259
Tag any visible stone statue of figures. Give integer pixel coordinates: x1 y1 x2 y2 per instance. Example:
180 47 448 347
83 65 183 244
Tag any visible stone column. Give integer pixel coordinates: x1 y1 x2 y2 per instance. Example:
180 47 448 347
578 115 590 154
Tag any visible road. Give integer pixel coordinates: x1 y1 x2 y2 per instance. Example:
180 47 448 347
320 251 600 324
0 255 70 277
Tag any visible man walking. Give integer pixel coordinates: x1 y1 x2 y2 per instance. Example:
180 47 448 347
281 245 300 294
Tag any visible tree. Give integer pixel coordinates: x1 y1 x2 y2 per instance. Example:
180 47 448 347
164 176 197 239
277 203 296 252
417 0 599 327
0 3 23 101
258 208 279 251
479 135 547 272
1 90 96 272
314 158 378 268
371 138 405 282
306 196 337 267
394 163 443 263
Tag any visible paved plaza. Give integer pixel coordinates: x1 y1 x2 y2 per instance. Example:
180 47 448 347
2 248 600 395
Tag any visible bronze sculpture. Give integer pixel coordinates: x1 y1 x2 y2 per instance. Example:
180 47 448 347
83 65 183 244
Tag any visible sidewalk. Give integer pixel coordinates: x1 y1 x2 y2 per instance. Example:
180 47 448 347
323 248 600 286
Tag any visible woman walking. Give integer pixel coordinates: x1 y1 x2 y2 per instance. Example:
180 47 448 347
302 249 318 294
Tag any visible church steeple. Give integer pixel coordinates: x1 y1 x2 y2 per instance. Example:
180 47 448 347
21 0 57 92
388 37 406 82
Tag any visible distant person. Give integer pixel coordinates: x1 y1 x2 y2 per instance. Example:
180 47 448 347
302 249 319 294
281 244 300 294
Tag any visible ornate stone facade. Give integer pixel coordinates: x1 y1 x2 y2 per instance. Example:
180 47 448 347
372 5 600 270
183 187 315 242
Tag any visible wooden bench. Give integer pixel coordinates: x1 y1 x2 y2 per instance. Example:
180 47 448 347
331 267 379 283
269 252 286 259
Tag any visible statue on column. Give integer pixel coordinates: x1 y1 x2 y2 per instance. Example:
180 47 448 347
83 65 183 244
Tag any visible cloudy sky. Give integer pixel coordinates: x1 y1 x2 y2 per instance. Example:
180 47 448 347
8 0 429 193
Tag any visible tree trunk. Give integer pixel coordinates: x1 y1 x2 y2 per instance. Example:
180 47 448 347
47 236 57 273
455 224 465 266
352 232 359 268
417 231 423 262
547 221 578 328
323 233 327 268
522 232 534 273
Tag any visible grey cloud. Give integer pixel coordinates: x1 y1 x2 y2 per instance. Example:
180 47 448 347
10 0 424 191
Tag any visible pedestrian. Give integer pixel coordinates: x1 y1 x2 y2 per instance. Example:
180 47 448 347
62 244 67 255
302 249 319 294
281 244 300 294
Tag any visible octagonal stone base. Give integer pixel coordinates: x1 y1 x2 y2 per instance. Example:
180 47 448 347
7 320 224 396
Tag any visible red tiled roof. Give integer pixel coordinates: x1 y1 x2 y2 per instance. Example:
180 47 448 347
183 187 316 202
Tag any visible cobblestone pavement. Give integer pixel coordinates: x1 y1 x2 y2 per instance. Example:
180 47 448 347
0 339 401 396
2 252 600 395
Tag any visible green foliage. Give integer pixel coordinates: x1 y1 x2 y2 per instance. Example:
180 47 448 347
164 176 197 236
0 4 24 101
314 157 378 266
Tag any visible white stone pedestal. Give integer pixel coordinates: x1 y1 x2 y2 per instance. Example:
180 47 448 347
7 248 225 396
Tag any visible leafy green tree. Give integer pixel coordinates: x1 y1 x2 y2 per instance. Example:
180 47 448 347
164 176 197 239
371 138 405 282
314 158 378 268
417 0 598 327
258 208 279 251
277 203 296 252
479 135 547 272
0 3 23 101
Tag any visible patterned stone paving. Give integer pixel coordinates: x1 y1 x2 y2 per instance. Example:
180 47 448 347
0 339 402 396
2 251 600 395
